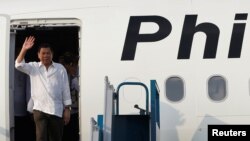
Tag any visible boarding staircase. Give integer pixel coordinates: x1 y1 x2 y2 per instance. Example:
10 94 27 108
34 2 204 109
91 76 160 141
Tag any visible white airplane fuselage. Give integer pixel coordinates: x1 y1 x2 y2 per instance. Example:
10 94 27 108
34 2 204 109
0 0 250 141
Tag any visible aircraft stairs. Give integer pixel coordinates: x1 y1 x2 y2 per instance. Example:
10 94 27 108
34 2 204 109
91 76 160 141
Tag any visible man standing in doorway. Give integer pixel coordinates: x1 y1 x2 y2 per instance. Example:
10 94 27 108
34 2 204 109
15 36 72 141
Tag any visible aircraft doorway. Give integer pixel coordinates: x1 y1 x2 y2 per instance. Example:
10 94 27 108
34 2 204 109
9 18 81 141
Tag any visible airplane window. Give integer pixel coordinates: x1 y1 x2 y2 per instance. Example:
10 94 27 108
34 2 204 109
208 76 226 101
165 77 184 102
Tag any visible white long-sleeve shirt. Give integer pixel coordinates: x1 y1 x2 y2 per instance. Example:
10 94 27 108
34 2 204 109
15 59 72 117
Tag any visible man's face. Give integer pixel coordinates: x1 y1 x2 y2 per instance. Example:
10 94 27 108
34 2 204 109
38 48 53 66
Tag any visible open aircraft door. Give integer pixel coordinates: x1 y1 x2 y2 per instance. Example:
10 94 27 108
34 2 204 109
0 15 11 141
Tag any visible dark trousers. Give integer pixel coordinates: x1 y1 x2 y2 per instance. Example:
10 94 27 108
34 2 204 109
33 110 64 141
62 113 79 141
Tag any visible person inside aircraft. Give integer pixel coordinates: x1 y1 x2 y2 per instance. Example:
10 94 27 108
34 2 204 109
15 36 72 141
60 52 80 141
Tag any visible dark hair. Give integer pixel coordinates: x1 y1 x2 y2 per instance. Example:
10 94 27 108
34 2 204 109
60 52 79 66
37 43 53 53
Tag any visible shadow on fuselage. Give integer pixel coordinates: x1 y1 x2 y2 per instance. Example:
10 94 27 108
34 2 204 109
160 102 225 141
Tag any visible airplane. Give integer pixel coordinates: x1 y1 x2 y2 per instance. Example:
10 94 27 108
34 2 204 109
0 0 250 141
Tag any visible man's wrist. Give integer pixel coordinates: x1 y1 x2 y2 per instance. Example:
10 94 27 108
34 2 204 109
64 106 71 111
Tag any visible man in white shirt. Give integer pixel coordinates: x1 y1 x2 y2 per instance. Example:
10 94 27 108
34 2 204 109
15 36 72 141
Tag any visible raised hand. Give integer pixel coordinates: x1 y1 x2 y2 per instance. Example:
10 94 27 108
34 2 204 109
16 36 36 63
22 36 35 50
